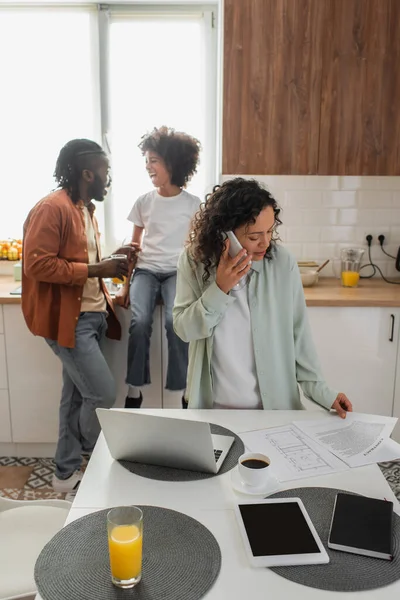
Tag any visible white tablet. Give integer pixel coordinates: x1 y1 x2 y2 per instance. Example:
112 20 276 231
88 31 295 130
234 497 330 567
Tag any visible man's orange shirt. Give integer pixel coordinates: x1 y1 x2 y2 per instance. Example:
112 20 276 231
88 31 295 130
22 189 121 348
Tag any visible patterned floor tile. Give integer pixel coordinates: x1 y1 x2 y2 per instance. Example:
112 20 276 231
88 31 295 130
379 460 400 500
0 466 33 488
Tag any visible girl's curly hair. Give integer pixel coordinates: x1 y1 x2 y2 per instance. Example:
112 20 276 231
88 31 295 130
139 126 201 187
188 178 282 282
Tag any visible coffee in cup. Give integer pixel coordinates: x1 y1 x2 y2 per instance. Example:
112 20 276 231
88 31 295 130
238 452 272 487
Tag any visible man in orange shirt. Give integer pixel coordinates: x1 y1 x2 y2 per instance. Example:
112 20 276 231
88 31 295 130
22 139 135 493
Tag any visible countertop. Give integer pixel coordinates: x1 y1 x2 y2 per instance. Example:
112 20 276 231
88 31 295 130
0 275 21 304
1 275 400 307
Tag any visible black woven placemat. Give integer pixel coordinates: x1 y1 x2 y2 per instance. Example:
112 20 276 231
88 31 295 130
35 505 221 600
269 487 400 592
119 423 244 481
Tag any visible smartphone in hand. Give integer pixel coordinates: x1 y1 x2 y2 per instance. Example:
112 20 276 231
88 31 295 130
226 231 244 259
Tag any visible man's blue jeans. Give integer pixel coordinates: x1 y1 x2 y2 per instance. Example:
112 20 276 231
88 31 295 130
126 268 188 391
46 312 115 479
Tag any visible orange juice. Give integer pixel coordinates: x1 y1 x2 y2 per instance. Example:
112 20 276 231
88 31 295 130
112 276 127 285
341 270 360 287
108 524 142 581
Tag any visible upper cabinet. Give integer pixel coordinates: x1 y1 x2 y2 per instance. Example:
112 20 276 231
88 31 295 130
319 0 400 175
222 0 400 176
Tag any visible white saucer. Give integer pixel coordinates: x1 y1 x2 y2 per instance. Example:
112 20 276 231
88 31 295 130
230 466 281 497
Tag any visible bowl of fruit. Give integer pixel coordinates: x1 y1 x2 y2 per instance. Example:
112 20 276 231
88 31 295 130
0 239 22 262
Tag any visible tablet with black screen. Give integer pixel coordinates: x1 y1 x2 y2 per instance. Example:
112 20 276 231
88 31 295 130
235 498 329 567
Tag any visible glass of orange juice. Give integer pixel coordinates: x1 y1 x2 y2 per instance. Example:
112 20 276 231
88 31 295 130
107 506 143 589
110 254 128 285
340 248 364 288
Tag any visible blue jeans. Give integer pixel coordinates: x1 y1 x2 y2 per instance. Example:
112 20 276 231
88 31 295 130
127 268 188 391
46 312 116 479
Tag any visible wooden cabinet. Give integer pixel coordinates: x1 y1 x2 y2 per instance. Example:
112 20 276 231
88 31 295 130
223 0 324 175
222 0 400 176
319 0 400 175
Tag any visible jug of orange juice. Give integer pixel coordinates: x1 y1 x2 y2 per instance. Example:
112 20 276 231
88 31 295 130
340 248 364 287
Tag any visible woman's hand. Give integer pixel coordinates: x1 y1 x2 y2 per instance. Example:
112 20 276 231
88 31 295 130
112 242 141 263
114 287 130 309
331 393 353 418
216 239 252 294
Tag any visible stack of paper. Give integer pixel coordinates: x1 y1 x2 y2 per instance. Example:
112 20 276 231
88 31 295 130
240 413 400 483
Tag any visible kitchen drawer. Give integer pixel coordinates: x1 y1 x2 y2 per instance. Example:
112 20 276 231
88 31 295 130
0 390 11 442
0 334 7 389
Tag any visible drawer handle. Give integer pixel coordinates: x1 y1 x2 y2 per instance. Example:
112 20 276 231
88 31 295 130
389 314 395 342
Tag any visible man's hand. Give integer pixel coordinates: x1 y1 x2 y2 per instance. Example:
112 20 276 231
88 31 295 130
88 256 129 280
112 243 141 263
331 393 353 418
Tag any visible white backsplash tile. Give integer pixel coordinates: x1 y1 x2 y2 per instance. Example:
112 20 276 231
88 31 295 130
285 190 322 208
323 191 357 208
304 209 338 226
286 226 321 243
321 226 357 243
337 209 359 226
358 190 392 208
220 174 400 277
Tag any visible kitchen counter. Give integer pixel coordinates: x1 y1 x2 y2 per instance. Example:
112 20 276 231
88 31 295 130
2 274 400 307
304 277 400 307
0 275 21 304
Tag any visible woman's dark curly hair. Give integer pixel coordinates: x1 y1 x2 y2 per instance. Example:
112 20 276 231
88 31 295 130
139 126 201 187
188 178 282 282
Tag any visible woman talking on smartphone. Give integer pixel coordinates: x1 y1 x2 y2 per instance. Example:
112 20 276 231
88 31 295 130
173 178 352 416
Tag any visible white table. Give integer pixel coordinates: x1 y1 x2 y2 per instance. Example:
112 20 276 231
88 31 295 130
37 410 400 600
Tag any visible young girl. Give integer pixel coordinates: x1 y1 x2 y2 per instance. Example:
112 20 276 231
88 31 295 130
173 178 352 416
117 126 201 408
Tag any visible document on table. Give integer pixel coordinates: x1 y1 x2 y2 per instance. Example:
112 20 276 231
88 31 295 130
293 412 400 468
240 425 349 482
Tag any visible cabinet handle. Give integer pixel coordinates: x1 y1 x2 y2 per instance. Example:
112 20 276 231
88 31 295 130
389 314 395 342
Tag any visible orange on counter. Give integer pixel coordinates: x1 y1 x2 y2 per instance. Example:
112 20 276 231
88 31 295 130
0 239 23 260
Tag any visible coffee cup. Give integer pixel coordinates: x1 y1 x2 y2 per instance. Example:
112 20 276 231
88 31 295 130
238 452 272 487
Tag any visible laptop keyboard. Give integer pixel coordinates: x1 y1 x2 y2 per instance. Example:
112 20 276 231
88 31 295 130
214 449 223 462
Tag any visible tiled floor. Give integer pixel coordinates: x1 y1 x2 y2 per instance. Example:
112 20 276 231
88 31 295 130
1 456 400 501
0 456 87 501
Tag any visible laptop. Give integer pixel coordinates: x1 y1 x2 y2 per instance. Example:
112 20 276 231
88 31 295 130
96 408 235 474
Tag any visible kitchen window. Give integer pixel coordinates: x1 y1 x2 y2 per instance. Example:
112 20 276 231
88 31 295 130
0 3 217 251
0 5 101 239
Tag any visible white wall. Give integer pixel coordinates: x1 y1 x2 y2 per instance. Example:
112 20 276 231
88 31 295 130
221 175 400 279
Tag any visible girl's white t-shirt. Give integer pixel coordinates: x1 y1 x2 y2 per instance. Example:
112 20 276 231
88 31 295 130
128 189 201 272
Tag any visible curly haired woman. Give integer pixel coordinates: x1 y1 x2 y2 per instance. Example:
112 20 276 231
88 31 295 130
173 177 352 416
117 126 201 409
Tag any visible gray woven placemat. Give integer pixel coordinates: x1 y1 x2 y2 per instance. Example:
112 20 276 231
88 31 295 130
35 505 221 600
269 487 400 592
119 423 244 481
